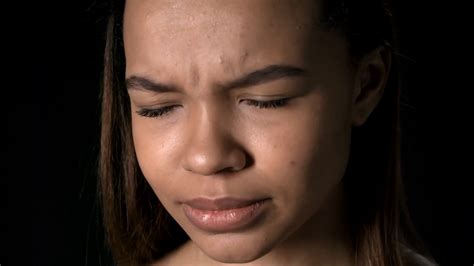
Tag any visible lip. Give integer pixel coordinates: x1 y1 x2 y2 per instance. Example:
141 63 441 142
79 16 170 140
182 197 269 233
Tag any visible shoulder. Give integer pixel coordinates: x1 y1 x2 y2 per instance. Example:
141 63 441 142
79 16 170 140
401 245 438 266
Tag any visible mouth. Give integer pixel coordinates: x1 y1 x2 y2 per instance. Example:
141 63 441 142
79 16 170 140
181 197 269 233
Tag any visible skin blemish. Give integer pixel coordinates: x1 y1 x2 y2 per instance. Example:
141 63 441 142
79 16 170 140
239 51 249 65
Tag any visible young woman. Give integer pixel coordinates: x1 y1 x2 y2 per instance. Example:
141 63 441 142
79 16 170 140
99 0 437 265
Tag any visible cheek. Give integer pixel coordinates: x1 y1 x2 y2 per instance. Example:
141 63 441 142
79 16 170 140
252 95 351 211
131 117 183 196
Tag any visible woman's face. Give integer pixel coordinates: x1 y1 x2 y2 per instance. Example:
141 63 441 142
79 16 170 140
125 0 358 263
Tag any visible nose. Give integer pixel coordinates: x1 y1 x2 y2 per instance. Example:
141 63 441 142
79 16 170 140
182 104 247 176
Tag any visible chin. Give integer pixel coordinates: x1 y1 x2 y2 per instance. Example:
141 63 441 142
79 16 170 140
192 231 279 264
202 244 272 264
207 252 263 264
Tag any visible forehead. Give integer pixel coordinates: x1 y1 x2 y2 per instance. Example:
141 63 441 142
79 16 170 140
123 0 339 84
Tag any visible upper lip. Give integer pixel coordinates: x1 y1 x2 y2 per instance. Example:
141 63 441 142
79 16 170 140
182 197 266 211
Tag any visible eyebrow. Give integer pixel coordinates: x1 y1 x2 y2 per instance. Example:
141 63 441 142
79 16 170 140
126 64 307 93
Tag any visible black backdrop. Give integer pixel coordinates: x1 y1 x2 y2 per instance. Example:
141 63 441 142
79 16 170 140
5 0 472 265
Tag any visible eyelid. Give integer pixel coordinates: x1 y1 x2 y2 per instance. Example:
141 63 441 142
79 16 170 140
242 97 291 109
135 97 292 119
135 105 179 118
238 92 289 99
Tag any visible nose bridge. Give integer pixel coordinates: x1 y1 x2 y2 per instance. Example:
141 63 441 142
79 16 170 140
191 100 230 149
182 99 246 176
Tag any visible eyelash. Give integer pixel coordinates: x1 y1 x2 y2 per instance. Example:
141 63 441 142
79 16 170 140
136 106 176 118
136 98 291 118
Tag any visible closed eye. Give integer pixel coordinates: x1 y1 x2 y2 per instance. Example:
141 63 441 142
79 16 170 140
135 105 177 118
243 98 291 109
135 98 291 118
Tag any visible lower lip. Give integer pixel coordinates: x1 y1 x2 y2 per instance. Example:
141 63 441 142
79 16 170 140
182 200 268 233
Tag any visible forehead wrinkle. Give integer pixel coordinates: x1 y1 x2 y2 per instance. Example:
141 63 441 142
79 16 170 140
214 50 251 89
178 48 257 95
188 62 201 90
125 0 323 94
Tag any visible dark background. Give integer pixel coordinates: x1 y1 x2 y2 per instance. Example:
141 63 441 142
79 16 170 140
4 0 472 265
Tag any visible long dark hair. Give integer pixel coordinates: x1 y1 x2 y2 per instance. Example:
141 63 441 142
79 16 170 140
98 0 432 265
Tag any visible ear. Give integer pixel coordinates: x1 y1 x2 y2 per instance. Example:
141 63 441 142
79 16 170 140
351 46 392 127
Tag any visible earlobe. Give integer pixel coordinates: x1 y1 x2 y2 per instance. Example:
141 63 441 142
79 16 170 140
351 46 392 127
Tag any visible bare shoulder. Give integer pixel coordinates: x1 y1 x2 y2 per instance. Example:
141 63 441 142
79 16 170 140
150 241 196 266
401 245 438 266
